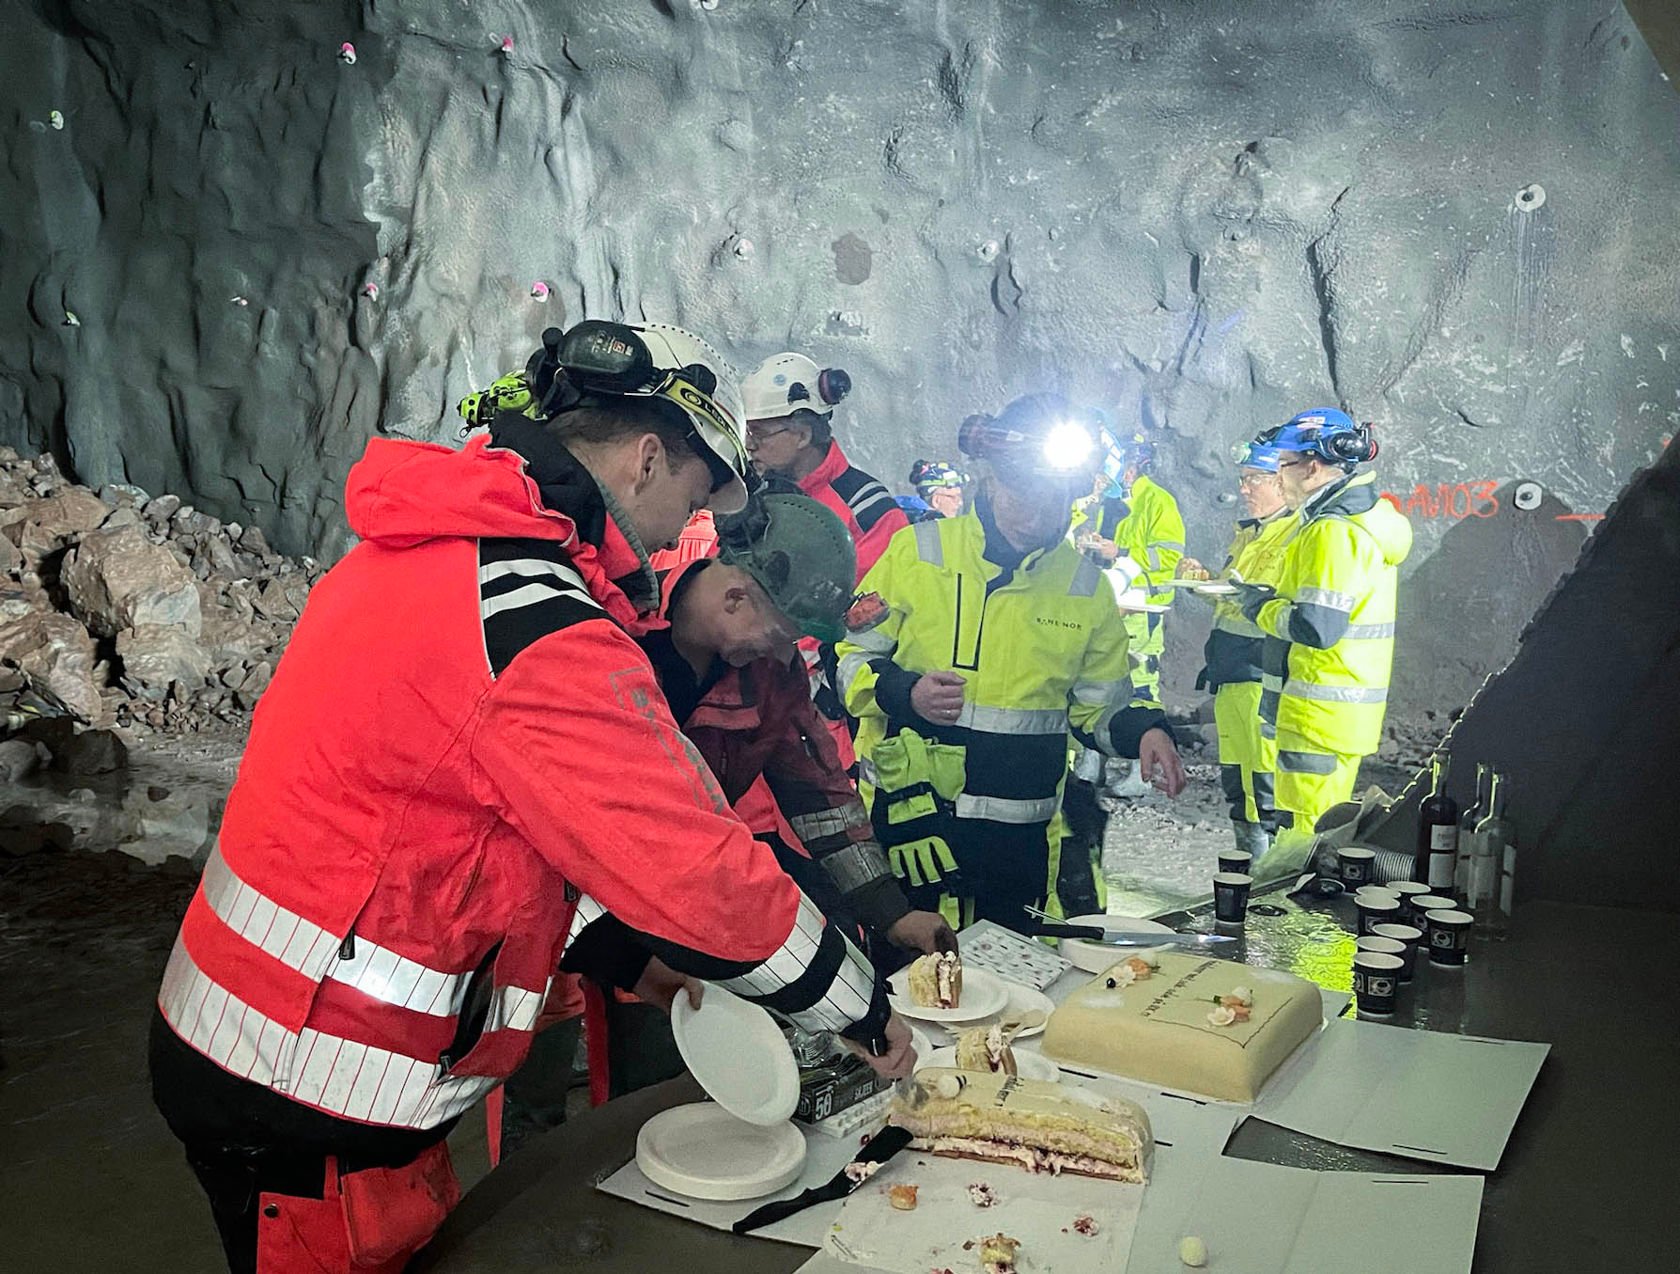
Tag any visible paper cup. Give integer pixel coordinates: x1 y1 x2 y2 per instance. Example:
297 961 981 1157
1354 886 1401 906
1356 935 1406 958
1212 872 1253 924
1425 909 1473 966
1355 892 1402 935
1409 893 1456 928
1351 952 1404 1016
1218 849 1253 876
1337 846 1377 887
1388 880 1430 902
1371 923 1423 981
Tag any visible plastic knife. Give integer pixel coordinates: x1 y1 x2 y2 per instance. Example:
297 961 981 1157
731 1123 914 1235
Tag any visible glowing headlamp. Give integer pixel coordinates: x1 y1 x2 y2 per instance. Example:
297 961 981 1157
1041 421 1096 472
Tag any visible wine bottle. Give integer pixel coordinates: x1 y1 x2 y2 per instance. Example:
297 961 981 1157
1455 762 1489 899
1414 753 1459 891
1479 772 1516 939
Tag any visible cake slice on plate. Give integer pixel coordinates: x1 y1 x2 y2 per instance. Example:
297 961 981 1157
906 951 963 1008
953 1023 1017 1076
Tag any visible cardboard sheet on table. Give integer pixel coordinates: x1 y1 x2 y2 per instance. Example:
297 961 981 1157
797 1081 1239 1274
1127 1156 1484 1274
823 1153 1141 1274
1253 1017 1549 1170
596 1123 862 1248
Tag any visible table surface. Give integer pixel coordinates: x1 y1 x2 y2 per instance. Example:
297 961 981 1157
415 895 1680 1272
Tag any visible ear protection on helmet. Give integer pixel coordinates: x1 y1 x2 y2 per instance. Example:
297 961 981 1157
524 321 723 420
1325 423 1379 464
957 412 997 458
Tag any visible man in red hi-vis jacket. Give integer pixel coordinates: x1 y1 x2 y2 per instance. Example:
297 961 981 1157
740 352 910 778
148 322 912 1274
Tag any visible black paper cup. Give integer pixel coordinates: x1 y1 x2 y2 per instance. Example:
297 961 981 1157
1389 880 1430 903
1337 846 1377 887
1355 892 1402 935
1425 909 1473 966
1357 934 1406 965
1352 952 1404 1017
1218 849 1253 876
1409 893 1456 928
1372 923 1423 981
1213 872 1253 924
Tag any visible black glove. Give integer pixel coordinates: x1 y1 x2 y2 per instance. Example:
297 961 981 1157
1234 581 1277 622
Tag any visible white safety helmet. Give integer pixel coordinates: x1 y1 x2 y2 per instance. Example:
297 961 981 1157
742 352 853 424
630 323 751 514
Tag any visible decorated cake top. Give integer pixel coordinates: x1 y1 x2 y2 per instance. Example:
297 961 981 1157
1061 951 1314 1047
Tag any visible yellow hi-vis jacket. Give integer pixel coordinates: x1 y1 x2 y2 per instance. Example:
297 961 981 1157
835 509 1169 904
1252 473 1412 755
1068 475 1186 606
1199 506 1298 691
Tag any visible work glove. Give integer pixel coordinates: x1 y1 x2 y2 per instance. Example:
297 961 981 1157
1233 581 1277 622
886 837 961 892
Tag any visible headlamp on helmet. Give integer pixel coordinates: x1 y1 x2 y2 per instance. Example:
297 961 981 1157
1256 407 1379 470
457 320 751 513
1041 421 1097 472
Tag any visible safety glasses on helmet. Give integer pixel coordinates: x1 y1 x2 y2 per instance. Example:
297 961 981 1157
529 321 751 512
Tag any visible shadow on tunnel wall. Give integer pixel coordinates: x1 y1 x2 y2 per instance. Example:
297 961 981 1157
1368 446 1680 912
1389 481 1589 718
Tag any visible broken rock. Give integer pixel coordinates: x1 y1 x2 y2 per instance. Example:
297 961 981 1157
10 487 109 563
0 612 101 722
48 727 129 776
63 524 203 638
118 623 213 698
0 738 41 782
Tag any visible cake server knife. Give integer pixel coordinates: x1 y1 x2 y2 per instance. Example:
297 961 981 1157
1031 922 1236 948
731 1123 914 1235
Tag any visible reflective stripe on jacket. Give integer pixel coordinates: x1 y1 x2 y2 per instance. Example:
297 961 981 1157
798 439 910 579
1200 507 1298 690
837 506 1164 837
1069 475 1186 605
1255 472 1413 754
158 433 880 1131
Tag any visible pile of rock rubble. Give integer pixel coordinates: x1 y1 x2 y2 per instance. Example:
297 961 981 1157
0 446 322 738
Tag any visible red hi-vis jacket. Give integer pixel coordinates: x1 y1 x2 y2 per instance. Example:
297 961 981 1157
157 431 883 1132
797 439 910 578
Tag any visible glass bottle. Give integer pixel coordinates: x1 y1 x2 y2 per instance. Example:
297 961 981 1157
1479 772 1516 940
1455 762 1489 900
1414 753 1459 892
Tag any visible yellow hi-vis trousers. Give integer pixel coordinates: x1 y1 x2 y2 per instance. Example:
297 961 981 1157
1213 681 1277 829
1260 733 1365 874
1124 611 1165 703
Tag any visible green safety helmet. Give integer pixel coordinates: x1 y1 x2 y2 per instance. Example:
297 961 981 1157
716 491 857 643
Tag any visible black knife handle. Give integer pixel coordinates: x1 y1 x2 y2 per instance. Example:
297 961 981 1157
732 1187 827 1235
1033 923 1105 940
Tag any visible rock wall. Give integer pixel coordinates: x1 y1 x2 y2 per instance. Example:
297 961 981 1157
3 0 1678 718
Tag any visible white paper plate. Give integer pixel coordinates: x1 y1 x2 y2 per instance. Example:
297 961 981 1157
1160 577 1219 588
1195 582 1239 596
671 983 799 1125
922 1045 1061 1083
887 964 1010 1024
1057 913 1177 974
635 1103 807 1202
